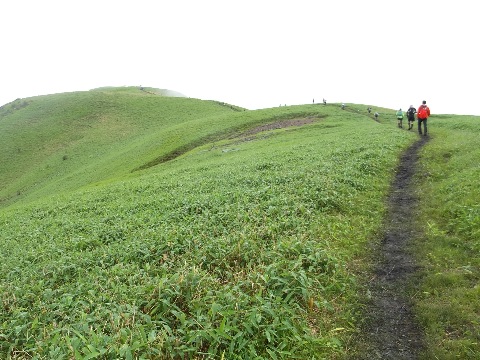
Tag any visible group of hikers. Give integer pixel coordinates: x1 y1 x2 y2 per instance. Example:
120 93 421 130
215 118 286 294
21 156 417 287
366 107 380 120
317 99 431 136
395 100 431 136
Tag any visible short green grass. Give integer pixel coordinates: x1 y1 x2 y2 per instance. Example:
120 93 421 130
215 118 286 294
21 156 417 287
2 90 478 359
412 115 480 359
0 91 415 359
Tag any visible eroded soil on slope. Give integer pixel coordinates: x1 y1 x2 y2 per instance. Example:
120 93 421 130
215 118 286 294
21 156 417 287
359 136 429 359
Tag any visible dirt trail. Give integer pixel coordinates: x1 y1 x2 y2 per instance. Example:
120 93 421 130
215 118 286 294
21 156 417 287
363 136 428 359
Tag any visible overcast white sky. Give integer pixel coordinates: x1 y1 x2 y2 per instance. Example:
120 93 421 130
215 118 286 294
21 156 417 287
1 0 479 115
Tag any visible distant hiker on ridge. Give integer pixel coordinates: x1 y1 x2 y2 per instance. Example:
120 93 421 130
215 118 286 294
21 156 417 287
367 107 372 114
406 105 416 130
374 111 379 120
323 98 327 105
341 103 345 110
417 100 431 136
396 108 404 128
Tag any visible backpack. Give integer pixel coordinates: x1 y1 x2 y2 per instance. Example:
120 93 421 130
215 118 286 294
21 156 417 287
418 106 428 119
407 108 416 120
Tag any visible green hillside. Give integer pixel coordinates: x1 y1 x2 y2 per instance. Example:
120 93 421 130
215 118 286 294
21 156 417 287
0 90 478 359
0 87 248 207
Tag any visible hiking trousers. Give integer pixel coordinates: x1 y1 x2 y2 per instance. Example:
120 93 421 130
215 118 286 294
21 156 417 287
418 118 427 135
408 119 414 130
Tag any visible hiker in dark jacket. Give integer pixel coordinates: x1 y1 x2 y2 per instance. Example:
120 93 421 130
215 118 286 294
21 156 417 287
406 105 416 130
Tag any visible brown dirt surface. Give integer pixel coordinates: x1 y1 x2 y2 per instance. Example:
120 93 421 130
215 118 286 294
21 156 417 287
240 117 319 136
359 136 429 359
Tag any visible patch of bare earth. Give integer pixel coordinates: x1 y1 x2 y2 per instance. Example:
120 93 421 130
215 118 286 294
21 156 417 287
229 117 320 144
241 117 318 136
360 136 428 359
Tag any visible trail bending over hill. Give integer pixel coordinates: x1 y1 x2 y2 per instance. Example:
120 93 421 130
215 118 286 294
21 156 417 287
365 136 428 359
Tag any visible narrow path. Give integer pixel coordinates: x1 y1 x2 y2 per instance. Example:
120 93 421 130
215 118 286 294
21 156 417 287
364 136 428 359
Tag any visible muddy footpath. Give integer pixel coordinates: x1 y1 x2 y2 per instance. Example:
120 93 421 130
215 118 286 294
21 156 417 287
360 136 429 359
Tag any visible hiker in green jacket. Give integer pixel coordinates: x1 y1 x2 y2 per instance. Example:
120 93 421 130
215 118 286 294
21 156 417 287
396 108 404 128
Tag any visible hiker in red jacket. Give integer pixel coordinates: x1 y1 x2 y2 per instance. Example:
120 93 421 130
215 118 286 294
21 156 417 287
417 100 431 136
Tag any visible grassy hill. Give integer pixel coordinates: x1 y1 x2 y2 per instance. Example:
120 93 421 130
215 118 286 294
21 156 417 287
0 87 248 207
0 89 478 358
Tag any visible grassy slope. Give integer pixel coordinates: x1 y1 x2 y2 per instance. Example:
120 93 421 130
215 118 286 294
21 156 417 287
3 90 478 358
412 115 480 359
0 93 416 358
0 87 244 207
